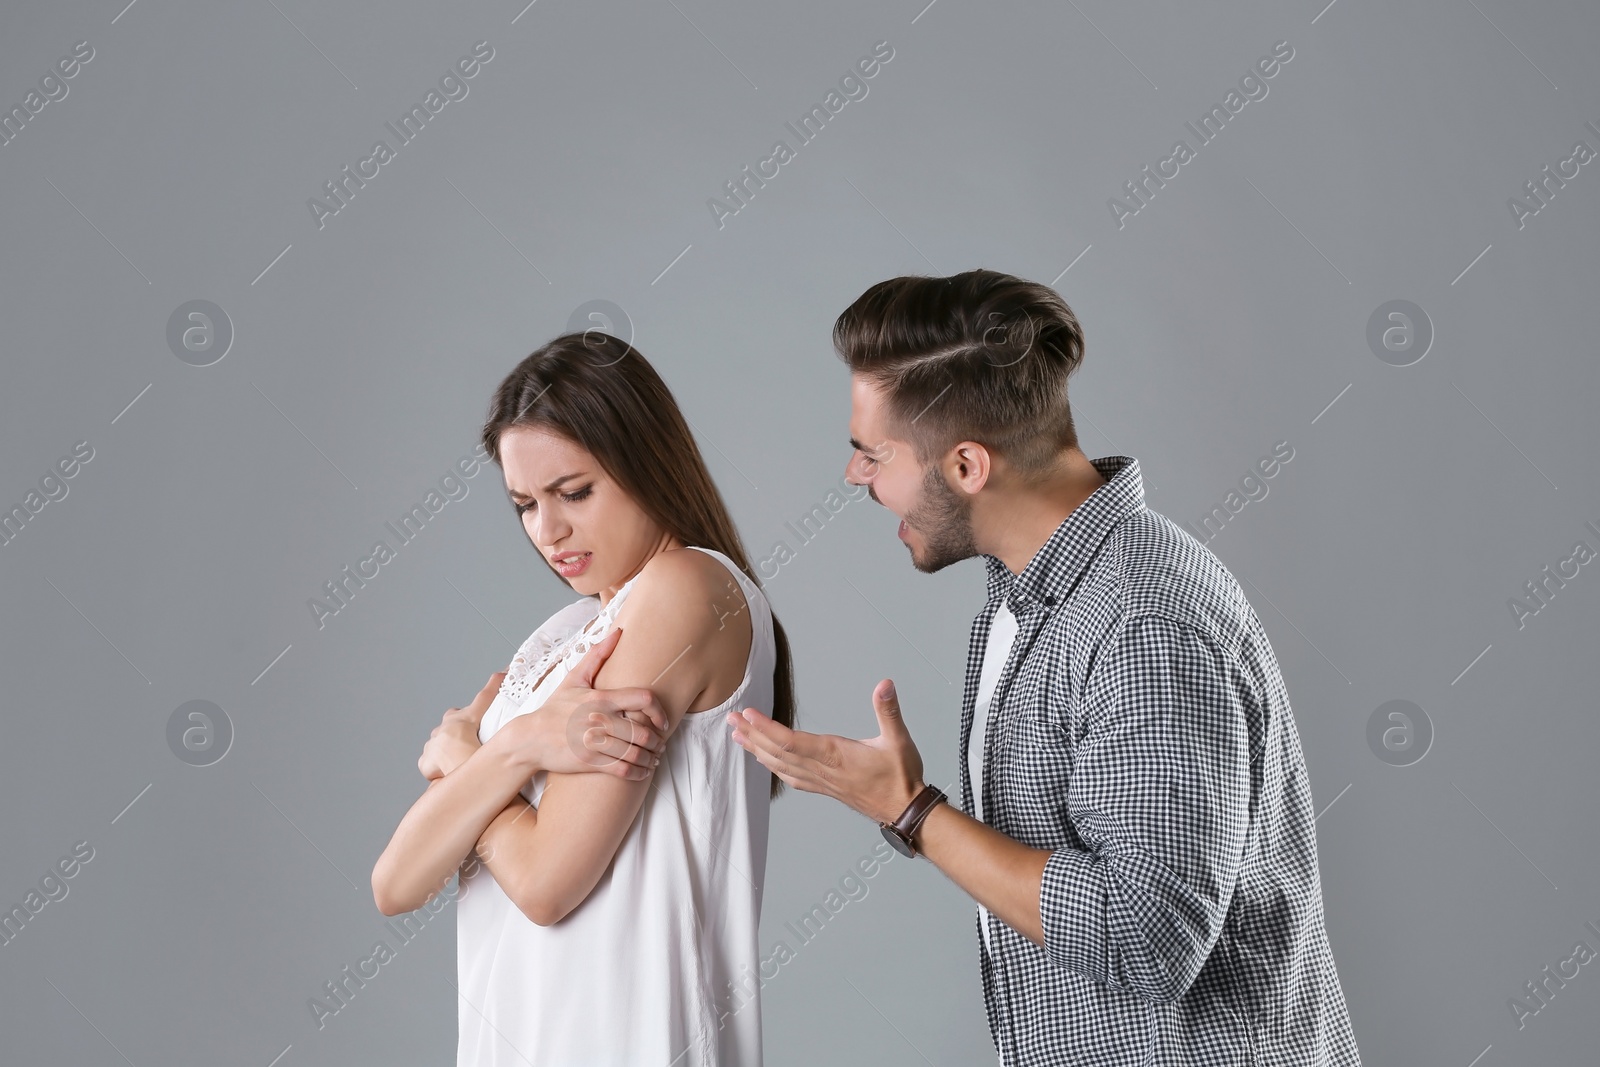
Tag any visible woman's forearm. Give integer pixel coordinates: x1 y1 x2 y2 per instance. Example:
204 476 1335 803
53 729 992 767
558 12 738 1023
470 797 541 913
371 732 537 915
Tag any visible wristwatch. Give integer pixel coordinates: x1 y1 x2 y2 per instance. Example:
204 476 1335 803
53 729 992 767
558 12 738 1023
879 783 947 858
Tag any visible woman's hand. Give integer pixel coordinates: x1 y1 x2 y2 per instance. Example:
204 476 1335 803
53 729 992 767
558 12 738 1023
419 671 505 781
495 627 671 780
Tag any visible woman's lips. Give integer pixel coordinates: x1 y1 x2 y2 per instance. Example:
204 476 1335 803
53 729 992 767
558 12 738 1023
555 552 592 577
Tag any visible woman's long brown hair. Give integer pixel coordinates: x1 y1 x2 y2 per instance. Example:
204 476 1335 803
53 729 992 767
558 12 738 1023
480 331 796 799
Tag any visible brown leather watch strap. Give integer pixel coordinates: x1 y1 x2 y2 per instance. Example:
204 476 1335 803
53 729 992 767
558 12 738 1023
889 783 946 855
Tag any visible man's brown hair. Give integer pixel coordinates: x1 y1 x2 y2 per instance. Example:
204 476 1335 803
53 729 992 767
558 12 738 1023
832 268 1087 474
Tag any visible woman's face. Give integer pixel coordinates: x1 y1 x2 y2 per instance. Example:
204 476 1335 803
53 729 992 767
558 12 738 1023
498 425 677 603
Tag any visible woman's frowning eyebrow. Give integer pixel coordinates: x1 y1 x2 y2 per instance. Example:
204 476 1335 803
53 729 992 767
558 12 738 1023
507 471 588 500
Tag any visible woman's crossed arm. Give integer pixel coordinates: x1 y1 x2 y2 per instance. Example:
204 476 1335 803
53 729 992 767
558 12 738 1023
371 705 539 916
475 548 752 926
370 547 750 922
370 622 681 918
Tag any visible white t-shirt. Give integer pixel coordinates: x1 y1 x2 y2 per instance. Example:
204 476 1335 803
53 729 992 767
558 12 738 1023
968 596 1020 961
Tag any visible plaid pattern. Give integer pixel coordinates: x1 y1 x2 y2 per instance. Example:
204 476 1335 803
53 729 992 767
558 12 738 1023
959 455 1361 1067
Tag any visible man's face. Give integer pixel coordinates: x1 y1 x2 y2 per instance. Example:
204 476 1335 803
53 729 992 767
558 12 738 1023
845 374 977 574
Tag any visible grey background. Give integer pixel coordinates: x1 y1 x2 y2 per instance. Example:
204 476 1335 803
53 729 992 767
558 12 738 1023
2 0 1597 1064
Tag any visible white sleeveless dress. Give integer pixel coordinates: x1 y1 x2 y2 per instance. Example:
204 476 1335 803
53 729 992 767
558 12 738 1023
456 546 775 1067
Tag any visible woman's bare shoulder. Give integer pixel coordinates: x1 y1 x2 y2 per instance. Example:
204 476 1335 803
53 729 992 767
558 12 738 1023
617 548 752 670
631 548 747 623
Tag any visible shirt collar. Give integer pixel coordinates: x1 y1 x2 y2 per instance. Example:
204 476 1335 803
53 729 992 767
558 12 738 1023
981 455 1145 612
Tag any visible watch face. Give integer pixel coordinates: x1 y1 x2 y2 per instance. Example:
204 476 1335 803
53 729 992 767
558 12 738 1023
880 823 914 858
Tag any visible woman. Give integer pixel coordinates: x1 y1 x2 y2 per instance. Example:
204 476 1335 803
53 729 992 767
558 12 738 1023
371 331 796 1066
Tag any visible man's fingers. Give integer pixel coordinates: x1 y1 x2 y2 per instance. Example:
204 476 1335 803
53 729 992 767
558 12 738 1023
733 708 838 777
730 708 787 760
731 712 839 795
871 678 909 741
736 707 805 754
731 717 796 780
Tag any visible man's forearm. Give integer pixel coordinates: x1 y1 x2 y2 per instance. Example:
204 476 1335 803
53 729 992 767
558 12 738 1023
912 801 1053 946
372 733 537 914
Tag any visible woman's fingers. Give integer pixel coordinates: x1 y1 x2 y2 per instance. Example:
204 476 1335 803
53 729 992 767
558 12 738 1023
563 628 623 690
602 760 652 781
466 672 506 716
441 670 502 730
607 687 668 734
583 725 662 769
596 747 654 780
619 707 667 741
604 710 666 753
580 705 666 753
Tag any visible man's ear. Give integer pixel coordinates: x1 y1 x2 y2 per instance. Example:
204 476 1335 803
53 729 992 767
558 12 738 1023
947 441 991 495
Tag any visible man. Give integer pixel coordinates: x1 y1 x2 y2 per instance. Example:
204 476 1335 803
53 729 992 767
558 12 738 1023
728 269 1362 1066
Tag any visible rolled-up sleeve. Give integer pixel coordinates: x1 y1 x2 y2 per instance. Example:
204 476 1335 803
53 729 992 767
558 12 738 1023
1039 612 1251 1003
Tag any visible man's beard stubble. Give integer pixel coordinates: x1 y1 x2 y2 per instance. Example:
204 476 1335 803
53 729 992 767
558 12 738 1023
903 462 977 574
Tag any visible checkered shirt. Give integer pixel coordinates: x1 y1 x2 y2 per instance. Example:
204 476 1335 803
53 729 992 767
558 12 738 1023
958 454 1361 1067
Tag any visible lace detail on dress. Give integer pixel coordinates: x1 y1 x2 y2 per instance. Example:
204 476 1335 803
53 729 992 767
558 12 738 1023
499 577 641 708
